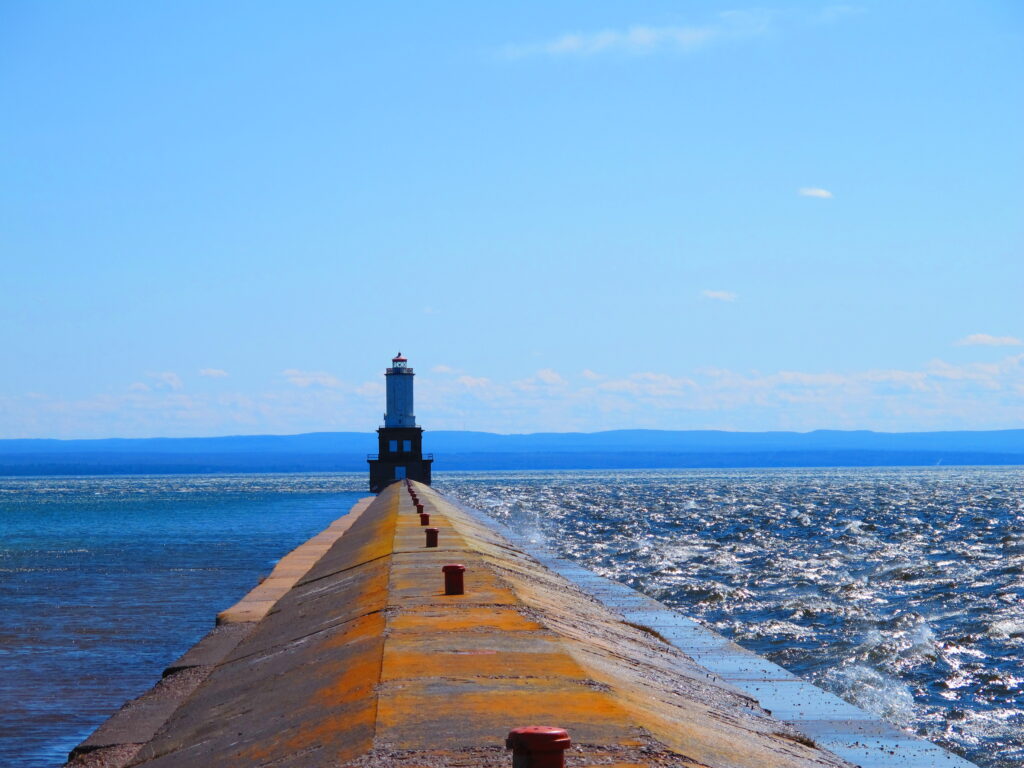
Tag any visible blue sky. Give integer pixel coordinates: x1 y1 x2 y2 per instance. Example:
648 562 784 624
2 1 1022 438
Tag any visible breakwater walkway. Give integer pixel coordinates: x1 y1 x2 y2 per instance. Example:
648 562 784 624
67 482 977 767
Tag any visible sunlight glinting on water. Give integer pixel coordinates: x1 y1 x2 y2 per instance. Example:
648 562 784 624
439 467 1024 768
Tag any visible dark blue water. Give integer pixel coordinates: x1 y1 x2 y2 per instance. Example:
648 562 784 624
438 467 1024 768
3 469 1022 767
0 474 366 767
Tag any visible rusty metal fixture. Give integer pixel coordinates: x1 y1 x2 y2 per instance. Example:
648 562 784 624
425 527 438 547
415 503 424 514
419 512 430 526
506 727 571 768
442 563 465 595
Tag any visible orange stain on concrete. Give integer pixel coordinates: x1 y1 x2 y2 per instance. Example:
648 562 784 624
376 685 640 748
389 606 544 632
78 480 854 768
381 645 589 681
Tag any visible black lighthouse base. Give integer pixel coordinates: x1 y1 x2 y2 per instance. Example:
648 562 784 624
367 426 433 493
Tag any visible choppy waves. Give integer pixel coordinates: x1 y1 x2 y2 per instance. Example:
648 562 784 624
439 467 1024 768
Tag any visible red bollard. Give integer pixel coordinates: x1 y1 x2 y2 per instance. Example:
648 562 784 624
415 503 424 514
506 727 571 768
442 564 465 595
419 512 430 526
425 527 438 547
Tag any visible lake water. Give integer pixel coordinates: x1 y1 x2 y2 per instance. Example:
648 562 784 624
0 474 367 767
440 467 1024 768
2 468 1021 767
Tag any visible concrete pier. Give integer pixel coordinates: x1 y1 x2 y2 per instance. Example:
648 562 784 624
67 482 977 768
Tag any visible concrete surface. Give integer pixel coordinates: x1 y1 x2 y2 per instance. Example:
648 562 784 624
66 482 978 767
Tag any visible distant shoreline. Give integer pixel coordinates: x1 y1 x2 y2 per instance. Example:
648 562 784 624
1 427 1022 476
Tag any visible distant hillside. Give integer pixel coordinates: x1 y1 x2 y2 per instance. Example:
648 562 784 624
0 429 1022 475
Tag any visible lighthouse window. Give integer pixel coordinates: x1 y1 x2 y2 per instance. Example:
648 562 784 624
402 440 412 452
389 439 398 452
394 466 406 479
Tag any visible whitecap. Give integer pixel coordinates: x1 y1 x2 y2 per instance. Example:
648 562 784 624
986 619 1024 639
822 664 917 726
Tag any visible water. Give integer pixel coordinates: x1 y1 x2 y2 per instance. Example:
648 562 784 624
2 469 1021 767
437 467 1024 768
0 473 367 767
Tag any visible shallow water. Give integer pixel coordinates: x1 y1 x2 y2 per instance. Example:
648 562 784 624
438 467 1024 768
0 474 366 767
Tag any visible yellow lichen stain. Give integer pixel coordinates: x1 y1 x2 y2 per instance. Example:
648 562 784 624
388 566 520 604
320 609 388 651
376 687 635 748
310 650 383 708
390 607 543 632
228 680 378 765
381 648 587 681
274 705 376 764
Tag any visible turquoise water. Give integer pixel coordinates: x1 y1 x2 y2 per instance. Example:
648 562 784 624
0 474 366 767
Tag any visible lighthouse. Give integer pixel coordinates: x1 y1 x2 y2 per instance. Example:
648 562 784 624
367 353 433 492
384 353 416 427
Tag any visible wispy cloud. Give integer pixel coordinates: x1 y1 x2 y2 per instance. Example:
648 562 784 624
457 375 491 389
598 372 698 396
798 187 833 199
0 388 361 438
412 355 1024 432
955 333 1022 347
199 368 229 378
512 369 570 393
5 354 1023 437
702 289 737 302
148 371 183 391
816 5 865 24
355 381 384 397
536 368 567 385
514 25 715 57
500 11 773 59
282 369 342 388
